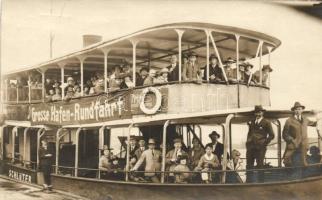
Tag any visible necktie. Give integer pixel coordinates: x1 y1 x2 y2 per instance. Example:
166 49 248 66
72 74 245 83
152 150 154 157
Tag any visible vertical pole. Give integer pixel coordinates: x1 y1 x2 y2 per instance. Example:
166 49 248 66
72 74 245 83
28 74 31 103
60 65 65 99
78 57 85 96
0 126 5 160
12 127 17 162
55 128 63 174
102 50 110 93
205 30 210 82
175 29 184 82
276 120 282 168
74 128 81 177
16 84 19 103
161 120 170 183
259 41 263 84
98 126 106 179
41 71 45 102
36 128 45 168
126 124 133 181
23 128 29 167
222 114 234 183
235 35 240 80
267 47 272 87
130 40 138 87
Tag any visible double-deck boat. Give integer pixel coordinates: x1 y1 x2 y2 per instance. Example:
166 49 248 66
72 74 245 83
0 22 321 200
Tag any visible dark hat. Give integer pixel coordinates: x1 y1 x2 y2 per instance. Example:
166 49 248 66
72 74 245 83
101 145 113 150
209 131 220 139
291 102 305 111
182 53 189 59
245 62 254 68
189 51 198 57
130 135 137 140
177 154 188 161
262 65 273 72
140 67 149 73
205 143 214 149
239 57 246 62
209 54 218 60
310 146 320 155
173 137 182 144
148 138 156 144
254 105 266 113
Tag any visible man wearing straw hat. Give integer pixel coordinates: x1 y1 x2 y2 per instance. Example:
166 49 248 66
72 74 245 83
131 138 161 183
283 102 317 167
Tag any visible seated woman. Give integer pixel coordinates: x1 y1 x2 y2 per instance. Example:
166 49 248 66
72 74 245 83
225 149 245 183
195 144 220 183
154 68 169 84
305 146 322 177
99 145 122 180
174 154 191 183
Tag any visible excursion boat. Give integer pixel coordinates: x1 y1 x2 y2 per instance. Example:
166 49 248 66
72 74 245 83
0 22 322 200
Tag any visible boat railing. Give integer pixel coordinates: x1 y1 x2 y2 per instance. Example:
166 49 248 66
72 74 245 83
2 79 269 105
51 163 322 184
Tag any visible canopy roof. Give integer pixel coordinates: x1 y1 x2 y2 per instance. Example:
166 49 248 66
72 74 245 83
4 22 281 77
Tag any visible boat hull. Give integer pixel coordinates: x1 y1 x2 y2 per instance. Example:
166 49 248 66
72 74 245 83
52 174 322 200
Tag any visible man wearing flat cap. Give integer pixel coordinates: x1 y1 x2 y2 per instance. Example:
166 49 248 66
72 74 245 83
206 131 225 163
202 54 225 82
246 106 274 170
283 102 317 167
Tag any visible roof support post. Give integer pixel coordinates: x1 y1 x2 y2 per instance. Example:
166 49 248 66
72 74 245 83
74 127 81 177
23 127 30 167
0 126 7 160
205 30 210 82
222 114 234 183
28 74 31 103
130 40 139 87
175 29 185 82
55 128 66 174
101 49 110 93
41 70 45 102
126 123 134 182
161 120 170 183
259 41 263 84
11 126 18 162
16 84 19 103
77 56 86 96
235 35 240 81
58 62 66 100
36 128 45 168
209 32 228 83
267 46 273 87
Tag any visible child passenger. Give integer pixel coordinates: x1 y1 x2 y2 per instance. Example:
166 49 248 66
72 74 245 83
174 154 191 183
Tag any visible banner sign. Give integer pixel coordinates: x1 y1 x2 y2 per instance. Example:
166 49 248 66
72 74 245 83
6 164 37 184
30 92 132 126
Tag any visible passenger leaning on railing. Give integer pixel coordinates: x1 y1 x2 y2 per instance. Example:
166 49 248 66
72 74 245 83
225 149 245 183
195 144 220 184
173 154 191 184
165 138 187 183
166 55 179 82
202 54 224 83
223 57 238 83
154 68 169 84
182 52 202 81
143 69 157 86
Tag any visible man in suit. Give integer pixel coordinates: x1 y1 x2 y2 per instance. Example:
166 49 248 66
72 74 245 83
206 131 224 163
166 138 187 182
182 52 202 81
202 54 225 82
246 105 274 169
129 136 139 165
131 138 161 183
283 102 317 167
246 105 274 182
167 55 179 82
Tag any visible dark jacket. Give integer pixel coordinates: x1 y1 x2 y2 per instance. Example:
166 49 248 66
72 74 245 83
203 64 224 81
167 64 179 82
39 147 53 167
246 118 274 149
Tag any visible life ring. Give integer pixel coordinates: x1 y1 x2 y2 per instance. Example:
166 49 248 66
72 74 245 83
140 87 162 115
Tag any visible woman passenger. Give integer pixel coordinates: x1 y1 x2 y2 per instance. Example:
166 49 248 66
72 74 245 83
154 68 169 84
195 144 220 183
226 149 245 183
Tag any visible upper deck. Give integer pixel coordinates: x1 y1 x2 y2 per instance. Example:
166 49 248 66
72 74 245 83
1 22 281 126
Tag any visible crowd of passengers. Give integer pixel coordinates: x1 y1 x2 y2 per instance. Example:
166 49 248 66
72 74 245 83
98 131 245 184
97 103 321 184
6 52 273 102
